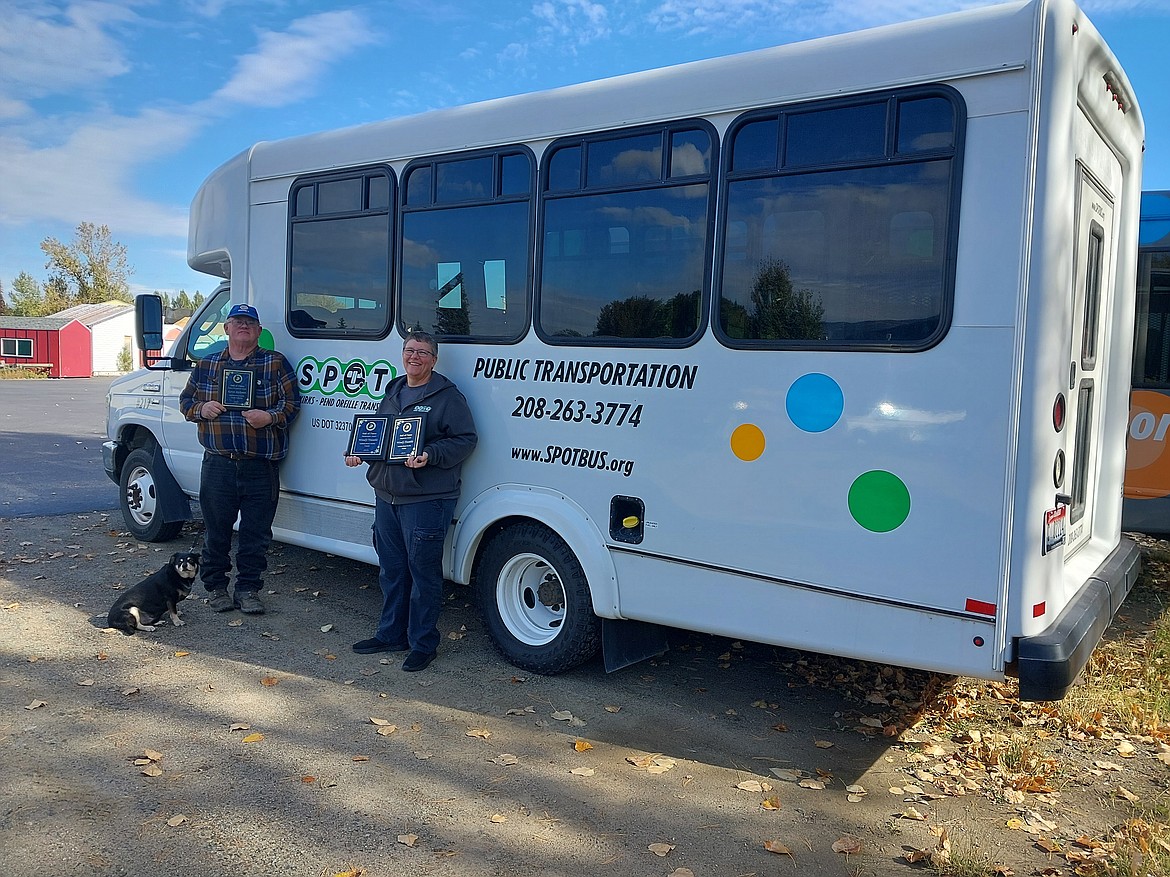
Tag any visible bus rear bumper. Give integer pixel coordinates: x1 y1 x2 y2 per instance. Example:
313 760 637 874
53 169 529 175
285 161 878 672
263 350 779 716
1015 537 1142 701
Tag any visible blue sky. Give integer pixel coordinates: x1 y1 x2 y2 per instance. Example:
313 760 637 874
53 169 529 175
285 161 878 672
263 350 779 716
1 0 1168 300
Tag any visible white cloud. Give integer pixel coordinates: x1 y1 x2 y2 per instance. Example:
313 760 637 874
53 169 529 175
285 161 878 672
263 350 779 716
0 107 197 236
0 1 137 99
532 0 611 43
210 10 380 108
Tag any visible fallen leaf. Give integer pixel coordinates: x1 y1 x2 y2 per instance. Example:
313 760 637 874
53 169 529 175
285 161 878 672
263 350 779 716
24 700 46 710
320 624 334 632
260 677 279 687
648 843 675 857
398 834 418 847
814 739 835 749
505 706 535 716
626 754 676 773
832 836 862 855
736 779 772 792
229 723 251 731
167 815 187 827
492 754 519 766
604 705 621 713
301 776 316 784
376 725 398 736
173 651 190 657
764 840 793 856
570 767 595 776
242 733 264 743
770 768 803 782
798 778 825 790
490 814 507 823
370 717 393 726
143 749 163 762
1116 740 1137 758
141 765 163 777
121 687 140 696
551 710 574 721
467 728 492 739
1116 786 1140 802
899 807 927 821
761 796 782 811
904 849 930 863
77 678 95 687
574 740 593 752
352 756 370 762
667 870 694 877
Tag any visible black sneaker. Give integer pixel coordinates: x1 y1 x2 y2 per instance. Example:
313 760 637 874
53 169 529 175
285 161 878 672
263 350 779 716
402 650 436 672
207 590 235 612
234 590 265 615
352 637 408 655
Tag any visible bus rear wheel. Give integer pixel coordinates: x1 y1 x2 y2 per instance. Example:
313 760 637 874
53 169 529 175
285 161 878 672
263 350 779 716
475 522 601 674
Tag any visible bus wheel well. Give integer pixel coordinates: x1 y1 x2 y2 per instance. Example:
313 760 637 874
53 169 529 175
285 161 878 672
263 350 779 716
473 520 601 675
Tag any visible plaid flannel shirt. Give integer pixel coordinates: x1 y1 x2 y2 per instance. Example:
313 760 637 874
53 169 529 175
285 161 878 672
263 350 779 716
179 347 301 460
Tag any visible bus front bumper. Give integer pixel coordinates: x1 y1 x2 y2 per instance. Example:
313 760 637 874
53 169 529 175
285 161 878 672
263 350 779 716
1015 537 1142 701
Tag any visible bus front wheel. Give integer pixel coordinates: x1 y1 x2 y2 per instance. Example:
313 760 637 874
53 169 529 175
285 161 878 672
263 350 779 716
119 448 184 542
475 522 601 674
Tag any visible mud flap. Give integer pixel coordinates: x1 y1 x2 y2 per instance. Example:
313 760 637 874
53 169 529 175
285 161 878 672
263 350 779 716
602 618 669 672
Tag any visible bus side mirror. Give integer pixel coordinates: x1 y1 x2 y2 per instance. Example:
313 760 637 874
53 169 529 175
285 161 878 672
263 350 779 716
135 294 168 369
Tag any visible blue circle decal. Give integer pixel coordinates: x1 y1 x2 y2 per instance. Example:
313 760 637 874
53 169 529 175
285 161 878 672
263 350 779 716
786 373 844 433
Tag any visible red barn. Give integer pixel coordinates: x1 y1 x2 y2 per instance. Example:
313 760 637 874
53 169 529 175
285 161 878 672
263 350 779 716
0 317 92 377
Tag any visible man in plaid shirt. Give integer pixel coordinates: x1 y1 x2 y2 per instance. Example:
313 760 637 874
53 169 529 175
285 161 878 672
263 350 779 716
179 303 300 614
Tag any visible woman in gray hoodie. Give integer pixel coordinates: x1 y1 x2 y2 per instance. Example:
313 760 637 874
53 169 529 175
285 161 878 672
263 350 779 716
344 331 477 671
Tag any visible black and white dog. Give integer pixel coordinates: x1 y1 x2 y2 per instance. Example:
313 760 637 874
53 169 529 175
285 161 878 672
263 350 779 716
107 552 200 635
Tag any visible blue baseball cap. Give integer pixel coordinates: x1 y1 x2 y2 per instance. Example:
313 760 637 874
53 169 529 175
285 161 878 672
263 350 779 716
227 303 260 322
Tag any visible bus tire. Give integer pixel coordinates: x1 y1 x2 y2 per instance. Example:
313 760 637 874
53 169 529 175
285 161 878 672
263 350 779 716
475 522 601 674
119 448 184 542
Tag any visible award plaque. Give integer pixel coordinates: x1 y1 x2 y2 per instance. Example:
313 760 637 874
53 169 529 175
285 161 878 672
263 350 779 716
220 368 256 410
387 414 426 463
347 415 391 460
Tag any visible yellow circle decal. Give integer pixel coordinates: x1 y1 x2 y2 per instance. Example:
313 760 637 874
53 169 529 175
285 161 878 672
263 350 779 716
731 424 766 461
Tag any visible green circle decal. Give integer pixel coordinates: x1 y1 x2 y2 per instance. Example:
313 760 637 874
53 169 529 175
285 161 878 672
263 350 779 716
848 470 911 533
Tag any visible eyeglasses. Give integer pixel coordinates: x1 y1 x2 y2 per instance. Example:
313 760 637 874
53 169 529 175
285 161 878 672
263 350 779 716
226 319 259 329
402 347 435 359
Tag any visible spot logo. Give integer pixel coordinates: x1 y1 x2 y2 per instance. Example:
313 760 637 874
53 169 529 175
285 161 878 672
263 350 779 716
298 357 398 398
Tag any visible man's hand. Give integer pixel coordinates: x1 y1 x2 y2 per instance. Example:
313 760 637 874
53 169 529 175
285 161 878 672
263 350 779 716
242 409 274 428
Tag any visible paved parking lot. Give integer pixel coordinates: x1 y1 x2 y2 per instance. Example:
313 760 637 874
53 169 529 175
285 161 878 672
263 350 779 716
0 377 117 517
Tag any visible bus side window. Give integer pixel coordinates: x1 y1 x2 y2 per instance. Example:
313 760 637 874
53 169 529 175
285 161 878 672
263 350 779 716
399 149 534 342
717 87 962 349
538 122 715 345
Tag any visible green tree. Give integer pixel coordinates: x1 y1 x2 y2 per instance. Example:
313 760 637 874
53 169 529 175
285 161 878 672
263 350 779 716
40 222 133 305
193 291 205 309
9 272 47 316
748 258 824 341
0 278 8 315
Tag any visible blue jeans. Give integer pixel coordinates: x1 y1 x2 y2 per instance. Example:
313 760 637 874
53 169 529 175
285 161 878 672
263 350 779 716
372 496 456 656
199 452 280 594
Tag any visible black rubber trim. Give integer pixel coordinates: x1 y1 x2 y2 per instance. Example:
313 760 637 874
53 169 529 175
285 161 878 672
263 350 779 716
1016 537 1141 701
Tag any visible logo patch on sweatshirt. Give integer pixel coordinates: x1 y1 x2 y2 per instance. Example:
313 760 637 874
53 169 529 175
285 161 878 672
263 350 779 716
413 405 433 412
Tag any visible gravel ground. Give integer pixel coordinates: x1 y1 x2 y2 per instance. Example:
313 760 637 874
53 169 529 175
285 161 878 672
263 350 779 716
2 513 1166 877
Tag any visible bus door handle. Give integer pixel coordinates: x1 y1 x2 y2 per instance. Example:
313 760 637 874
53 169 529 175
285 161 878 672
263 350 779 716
1069 361 1077 390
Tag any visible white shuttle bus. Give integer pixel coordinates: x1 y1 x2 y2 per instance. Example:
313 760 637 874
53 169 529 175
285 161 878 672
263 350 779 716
106 0 1145 699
